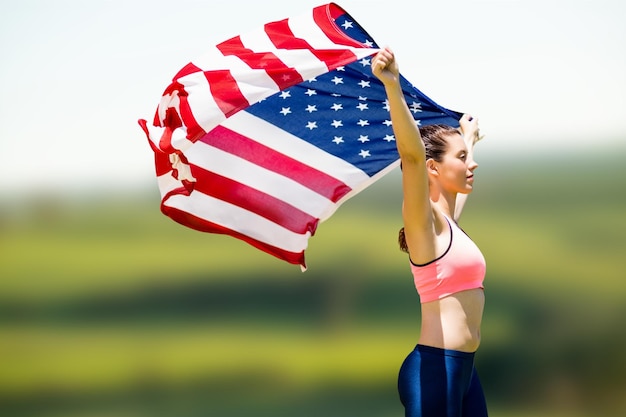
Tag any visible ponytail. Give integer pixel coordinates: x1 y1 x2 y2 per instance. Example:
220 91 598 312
398 227 409 253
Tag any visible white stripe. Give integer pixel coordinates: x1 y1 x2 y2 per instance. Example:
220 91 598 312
222 111 370 188
239 30 329 80
156 171 183 199
287 14 378 60
191 47 280 106
185 141 334 218
164 191 310 253
176 70 227 134
272 50 332 81
144 125 162 152
287 13 346 50
144 124 194 154
170 128 195 153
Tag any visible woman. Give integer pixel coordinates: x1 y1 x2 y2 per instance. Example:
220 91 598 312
372 47 488 417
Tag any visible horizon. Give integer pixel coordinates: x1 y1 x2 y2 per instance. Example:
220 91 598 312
2 141 624 205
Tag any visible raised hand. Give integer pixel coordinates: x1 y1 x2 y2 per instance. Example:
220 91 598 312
372 47 400 87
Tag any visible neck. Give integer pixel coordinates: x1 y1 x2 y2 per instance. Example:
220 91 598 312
430 185 457 219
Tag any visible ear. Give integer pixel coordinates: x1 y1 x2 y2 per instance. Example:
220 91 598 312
426 158 439 176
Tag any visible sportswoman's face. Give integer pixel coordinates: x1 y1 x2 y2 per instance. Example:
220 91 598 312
437 133 478 194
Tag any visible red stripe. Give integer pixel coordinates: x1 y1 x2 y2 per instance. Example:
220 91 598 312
173 62 202 81
217 36 303 90
199 125 352 202
155 81 205 146
203 69 250 119
176 85 206 142
313 4 367 48
264 20 310 50
264 19 356 72
160 202 306 267
190 164 319 235
138 119 172 176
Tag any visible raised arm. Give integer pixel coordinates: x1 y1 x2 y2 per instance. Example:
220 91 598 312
454 114 482 221
372 48 436 264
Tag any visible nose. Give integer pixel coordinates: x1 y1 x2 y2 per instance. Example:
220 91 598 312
469 159 478 171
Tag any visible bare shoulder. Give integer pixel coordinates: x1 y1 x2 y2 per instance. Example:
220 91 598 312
404 203 452 265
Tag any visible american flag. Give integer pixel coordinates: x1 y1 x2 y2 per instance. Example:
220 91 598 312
139 3 461 270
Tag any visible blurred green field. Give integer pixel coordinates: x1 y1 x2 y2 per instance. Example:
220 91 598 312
1 148 625 417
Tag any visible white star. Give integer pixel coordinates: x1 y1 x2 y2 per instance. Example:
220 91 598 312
307 77 318 82
359 58 371 67
331 120 343 128
356 102 368 111
341 20 354 30
331 76 344 85
279 91 291 99
383 99 390 111
280 107 291 116
305 105 317 113
383 134 395 142
306 121 318 130
358 80 371 88
357 119 370 127
358 96 367 101
331 103 343 111
332 136 344 144
336 66 346 72
305 89 317 97
364 40 374 47
331 93 342 97
359 150 371 158
409 101 423 113
383 119 393 127
358 135 370 143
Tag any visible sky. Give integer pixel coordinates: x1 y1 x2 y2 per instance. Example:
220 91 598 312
0 0 625 195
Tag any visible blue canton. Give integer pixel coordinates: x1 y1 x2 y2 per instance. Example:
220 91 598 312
246 13 461 177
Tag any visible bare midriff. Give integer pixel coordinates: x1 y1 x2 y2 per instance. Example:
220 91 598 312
417 288 485 353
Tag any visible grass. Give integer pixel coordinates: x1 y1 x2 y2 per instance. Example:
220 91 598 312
1 149 625 416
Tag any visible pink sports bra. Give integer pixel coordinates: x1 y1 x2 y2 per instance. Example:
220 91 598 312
410 216 486 303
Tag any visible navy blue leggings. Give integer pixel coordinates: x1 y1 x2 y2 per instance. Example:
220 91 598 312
398 344 488 417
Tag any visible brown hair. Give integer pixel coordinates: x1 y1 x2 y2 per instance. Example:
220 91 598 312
398 124 460 253
420 124 459 162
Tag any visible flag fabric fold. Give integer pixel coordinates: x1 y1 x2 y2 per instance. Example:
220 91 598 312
139 2 462 270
